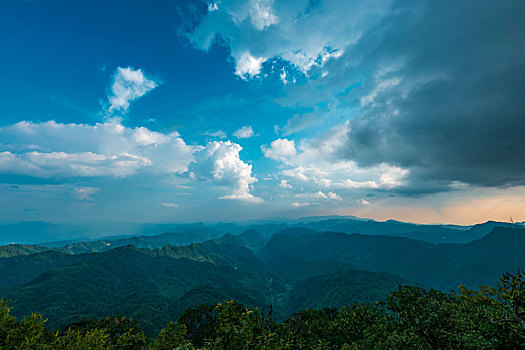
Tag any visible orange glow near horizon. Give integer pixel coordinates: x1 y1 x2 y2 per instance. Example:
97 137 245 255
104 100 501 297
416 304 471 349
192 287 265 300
342 187 525 226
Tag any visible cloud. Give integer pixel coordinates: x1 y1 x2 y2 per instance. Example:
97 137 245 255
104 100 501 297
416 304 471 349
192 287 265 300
188 0 525 192
248 0 279 30
0 120 196 178
73 187 99 201
233 125 254 139
296 190 341 200
264 123 408 194
204 130 228 139
190 140 262 202
186 0 387 77
292 201 310 207
262 138 296 161
357 198 370 205
208 2 219 12
235 52 264 79
279 179 292 189
161 202 179 208
335 0 525 190
107 67 158 114
281 111 318 136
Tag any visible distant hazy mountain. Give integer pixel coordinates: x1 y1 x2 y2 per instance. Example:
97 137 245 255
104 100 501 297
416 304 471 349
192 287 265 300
3 216 517 246
261 227 525 291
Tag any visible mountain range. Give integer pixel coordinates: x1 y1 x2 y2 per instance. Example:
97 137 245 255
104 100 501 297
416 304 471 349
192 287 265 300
1 217 523 336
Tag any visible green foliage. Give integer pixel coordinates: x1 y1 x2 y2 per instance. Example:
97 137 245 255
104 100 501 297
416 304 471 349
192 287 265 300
4 242 274 336
2 266 525 349
59 316 149 349
150 322 195 349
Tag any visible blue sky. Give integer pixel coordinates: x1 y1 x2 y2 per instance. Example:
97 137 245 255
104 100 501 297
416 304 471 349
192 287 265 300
1 0 524 224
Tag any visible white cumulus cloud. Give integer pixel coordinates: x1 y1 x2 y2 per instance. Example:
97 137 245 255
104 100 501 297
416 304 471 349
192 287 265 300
262 123 408 197
235 52 265 79
0 120 196 178
262 138 296 162
107 67 158 114
190 140 262 202
233 125 254 139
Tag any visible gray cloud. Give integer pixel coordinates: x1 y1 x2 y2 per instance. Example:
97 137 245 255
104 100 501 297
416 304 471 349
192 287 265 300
340 0 525 190
186 0 525 194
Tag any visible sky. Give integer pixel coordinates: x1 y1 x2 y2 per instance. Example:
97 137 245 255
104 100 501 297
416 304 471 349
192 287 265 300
0 0 524 225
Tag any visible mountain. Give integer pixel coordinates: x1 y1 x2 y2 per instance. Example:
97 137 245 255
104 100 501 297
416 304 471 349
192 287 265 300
282 269 415 314
58 228 227 254
3 216 513 247
2 224 523 337
288 218 481 243
0 231 423 336
0 250 91 291
0 221 232 245
260 227 525 291
3 236 281 336
236 229 268 250
265 255 357 285
0 244 55 258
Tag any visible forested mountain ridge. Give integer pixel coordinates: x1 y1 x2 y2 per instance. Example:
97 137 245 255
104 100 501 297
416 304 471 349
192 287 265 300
2 270 524 348
0 233 410 335
261 226 525 291
4 243 277 335
1 225 523 338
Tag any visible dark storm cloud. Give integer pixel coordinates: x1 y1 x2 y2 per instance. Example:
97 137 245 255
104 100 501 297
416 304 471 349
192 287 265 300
342 0 525 190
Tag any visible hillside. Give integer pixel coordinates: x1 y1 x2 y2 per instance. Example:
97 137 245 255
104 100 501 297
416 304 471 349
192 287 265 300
5 243 275 335
261 227 525 290
2 226 523 337
282 269 415 314
0 233 418 336
0 250 90 290
0 244 55 258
